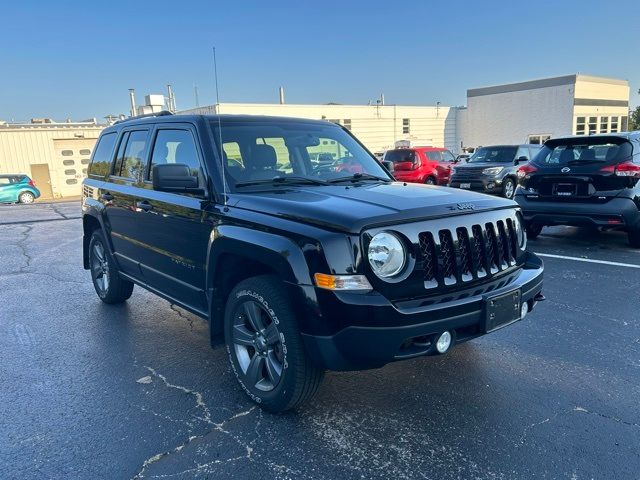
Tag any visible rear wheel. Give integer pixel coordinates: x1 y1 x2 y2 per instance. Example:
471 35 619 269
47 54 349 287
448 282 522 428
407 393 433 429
628 229 640 248
502 178 516 199
224 275 324 412
425 176 436 185
89 230 134 304
18 191 35 204
526 222 543 240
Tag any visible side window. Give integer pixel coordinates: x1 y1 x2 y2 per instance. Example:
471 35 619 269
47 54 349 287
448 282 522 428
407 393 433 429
88 132 117 178
426 151 441 161
441 151 456 162
149 129 201 180
113 131 148 179
0 177 10 185
516 146 530 160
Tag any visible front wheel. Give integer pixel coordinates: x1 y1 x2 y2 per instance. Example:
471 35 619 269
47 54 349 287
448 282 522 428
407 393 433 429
18 191 35 204
89 230 134 304
224 275 324 412
502 178 516 199
526 222 543 240
425 176 436 185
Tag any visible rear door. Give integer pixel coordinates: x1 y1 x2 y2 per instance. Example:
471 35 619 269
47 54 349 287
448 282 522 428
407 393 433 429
523 137 637 202
133 123 213 313
0 177 13 202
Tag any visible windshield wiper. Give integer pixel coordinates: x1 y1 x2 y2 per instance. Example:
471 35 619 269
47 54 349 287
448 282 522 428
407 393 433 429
327 172 391 184
235 175 328 188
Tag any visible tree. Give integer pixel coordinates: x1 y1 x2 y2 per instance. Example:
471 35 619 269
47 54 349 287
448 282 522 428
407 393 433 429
630 105 640 131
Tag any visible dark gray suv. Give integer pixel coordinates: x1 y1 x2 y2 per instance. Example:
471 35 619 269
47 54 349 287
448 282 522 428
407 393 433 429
449 145 543 198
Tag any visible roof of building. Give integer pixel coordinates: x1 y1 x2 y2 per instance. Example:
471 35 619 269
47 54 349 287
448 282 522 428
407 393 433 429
467 74 628 98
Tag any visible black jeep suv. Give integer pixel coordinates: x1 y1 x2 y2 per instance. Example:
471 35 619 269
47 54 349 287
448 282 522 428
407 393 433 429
81 113 544 412
449 144 542 199
515 132 640 247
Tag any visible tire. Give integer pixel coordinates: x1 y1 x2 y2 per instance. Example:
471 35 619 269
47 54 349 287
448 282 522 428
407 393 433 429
502 178 516 199
88 230 134 304
526 222 543 240
224 275 324 412
18 191 35 204
628 229 640 248
425 176 436 185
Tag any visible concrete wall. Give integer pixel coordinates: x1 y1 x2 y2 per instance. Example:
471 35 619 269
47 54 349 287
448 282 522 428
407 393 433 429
182 103 461 154
0 125 102 198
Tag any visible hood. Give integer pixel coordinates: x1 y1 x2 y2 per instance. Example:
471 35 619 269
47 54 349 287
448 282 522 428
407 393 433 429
455 161 514 170
229 182 515 233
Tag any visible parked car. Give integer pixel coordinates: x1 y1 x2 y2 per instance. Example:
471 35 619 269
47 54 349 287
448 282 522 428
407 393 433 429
449 145 542 199
0 174 41 204
81 113 544 412
383 146 457 185
515 132 640 247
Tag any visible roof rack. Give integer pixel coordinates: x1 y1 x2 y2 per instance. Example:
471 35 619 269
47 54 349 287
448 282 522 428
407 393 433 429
114 110 174 125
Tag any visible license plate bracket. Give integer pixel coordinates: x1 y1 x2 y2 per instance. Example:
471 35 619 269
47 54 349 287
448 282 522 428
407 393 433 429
460 182 471 189
484 290 521 333
553 183 577 196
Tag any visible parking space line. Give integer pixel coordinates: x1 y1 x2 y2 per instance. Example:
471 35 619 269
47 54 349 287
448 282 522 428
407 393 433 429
536 252 640 269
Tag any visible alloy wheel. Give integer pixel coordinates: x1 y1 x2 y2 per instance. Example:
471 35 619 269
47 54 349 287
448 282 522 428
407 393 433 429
231 300 284 392
504 180 515 198
90 241 110 294
20 192 35 204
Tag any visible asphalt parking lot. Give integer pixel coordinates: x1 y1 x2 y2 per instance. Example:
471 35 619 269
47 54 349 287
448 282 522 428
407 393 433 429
1 201 639 479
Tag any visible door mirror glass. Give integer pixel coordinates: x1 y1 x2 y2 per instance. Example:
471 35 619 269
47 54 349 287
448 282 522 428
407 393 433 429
152 164 202 194
515 155 529 164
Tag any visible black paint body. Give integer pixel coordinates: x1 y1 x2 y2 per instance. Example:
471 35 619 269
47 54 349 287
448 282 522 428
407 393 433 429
82 114 544 370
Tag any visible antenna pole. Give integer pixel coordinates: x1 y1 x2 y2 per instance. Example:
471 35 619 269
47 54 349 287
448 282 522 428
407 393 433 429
213 46 228 209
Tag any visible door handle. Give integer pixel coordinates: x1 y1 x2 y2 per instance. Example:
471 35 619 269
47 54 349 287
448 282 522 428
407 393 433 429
101 192 114 201
136 200 153 212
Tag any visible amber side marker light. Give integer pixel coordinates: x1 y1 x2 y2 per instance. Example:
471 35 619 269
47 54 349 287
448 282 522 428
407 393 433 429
314 273 372 291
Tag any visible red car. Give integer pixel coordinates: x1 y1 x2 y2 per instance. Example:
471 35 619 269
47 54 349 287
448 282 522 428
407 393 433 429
384 147 457 185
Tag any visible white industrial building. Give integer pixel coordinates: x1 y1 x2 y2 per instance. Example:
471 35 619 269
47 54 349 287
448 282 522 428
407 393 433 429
460 74 630 147
0 74 632 199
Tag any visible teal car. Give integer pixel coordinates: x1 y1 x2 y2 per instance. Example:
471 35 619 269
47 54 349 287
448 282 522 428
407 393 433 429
0 174 41 204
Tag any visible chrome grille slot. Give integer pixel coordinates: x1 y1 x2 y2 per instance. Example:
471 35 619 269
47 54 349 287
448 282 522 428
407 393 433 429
485 223 500 273
497 220 513 267
438 230 457 285
456 227 473 282
418 232 438 289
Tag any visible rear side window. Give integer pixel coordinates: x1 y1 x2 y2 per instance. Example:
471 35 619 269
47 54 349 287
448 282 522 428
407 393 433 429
0 177 11 185
148 129 201 180
113 130 149 179
441 150 456 162
426 151 442 161
88 132 117 178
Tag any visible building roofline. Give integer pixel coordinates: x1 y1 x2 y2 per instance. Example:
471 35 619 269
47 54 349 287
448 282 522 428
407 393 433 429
467 74 628 98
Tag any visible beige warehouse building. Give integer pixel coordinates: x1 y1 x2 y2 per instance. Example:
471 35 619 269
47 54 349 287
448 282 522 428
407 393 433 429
0 120 103 199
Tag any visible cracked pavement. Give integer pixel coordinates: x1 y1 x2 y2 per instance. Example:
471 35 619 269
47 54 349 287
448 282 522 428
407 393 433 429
1 201 639 479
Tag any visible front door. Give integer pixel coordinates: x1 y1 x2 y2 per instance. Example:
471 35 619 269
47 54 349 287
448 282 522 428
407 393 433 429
30 164 53 199
133 124 213 313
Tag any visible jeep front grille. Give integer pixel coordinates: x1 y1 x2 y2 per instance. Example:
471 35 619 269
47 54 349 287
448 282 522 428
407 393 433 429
418 218 518 289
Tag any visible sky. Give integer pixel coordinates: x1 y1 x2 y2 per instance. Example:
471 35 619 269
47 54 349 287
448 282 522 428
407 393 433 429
1 0 638 121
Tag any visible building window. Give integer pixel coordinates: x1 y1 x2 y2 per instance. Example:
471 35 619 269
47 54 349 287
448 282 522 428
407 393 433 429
588 117 597 135
528 134 551 145
576 117 586 135
66 179 78 185
79 149 91 156
82 168 88 175
402 118 410 134
328 119 340 125
81 158 90 164
343 119 352 131
600 117 609 133
64 169 76 175
63 159 75 166
611 116 619 133
61 150 74 156
621 116 628 132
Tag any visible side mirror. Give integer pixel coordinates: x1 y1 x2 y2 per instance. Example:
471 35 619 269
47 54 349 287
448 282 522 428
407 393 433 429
515 156 528 165
382 160 394 172
152 164 204 195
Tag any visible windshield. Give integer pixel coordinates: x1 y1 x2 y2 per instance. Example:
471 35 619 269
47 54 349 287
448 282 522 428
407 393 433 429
209 120 390 190
534 139 633 165
468 146 517 163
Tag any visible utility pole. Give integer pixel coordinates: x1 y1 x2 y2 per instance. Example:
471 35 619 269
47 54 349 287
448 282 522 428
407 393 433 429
194 84 200 107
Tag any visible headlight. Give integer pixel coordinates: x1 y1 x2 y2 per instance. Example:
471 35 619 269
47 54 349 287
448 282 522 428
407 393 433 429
514 214 526 249
482 167 504 176
367 232 406 278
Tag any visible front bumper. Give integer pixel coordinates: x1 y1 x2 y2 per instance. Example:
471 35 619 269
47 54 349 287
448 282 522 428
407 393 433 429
516 194 640 230
301 252 544 371
449 175 503 194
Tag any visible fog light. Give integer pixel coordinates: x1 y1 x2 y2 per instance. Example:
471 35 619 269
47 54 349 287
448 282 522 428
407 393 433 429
487 183 495 189
520 301 529 320
436 331 452 353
